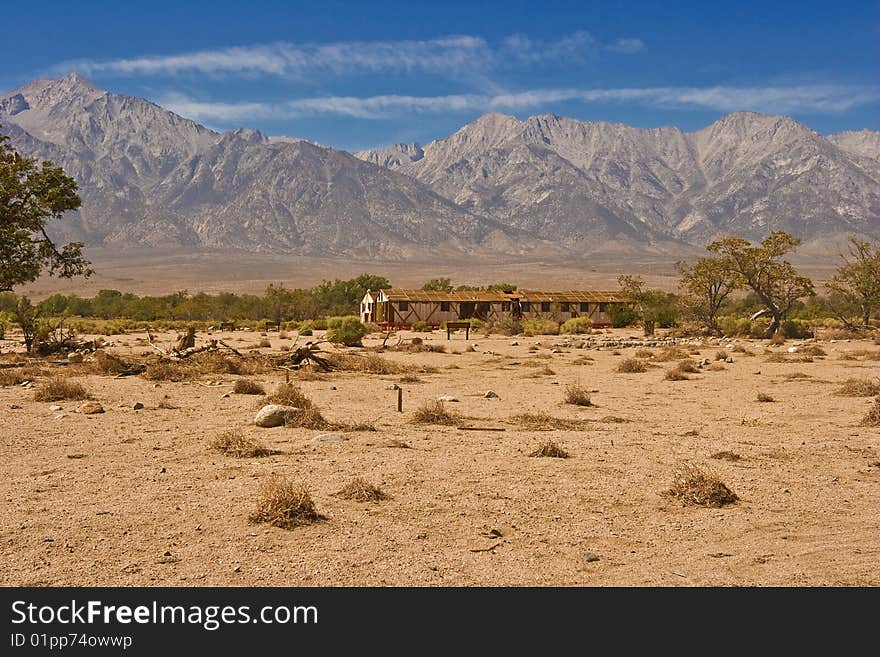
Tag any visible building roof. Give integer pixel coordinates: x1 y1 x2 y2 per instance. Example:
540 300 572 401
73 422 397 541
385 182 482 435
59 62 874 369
371 289 630 303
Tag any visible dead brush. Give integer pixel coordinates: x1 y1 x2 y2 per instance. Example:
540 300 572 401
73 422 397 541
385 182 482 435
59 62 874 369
835 378 880 397
142 362 192 381
664 368 690 381
860 398 880 427
90 350 132 375
708 363 726 371
399 374 423 383
192 352 272 375
34 376 89 402
715 350 728 361
249 477 324 529
328 353 404 375
799 345 826 357
634 348 654 359
0 369 25 387
710 451 743 462
668 464 738 507
572 355 595 365
616 358 648 373
676 359 700 373
756 392 775 402
508 412 589 431
564 382 593 406
267 383 314 408
411 400 460 426
211 429 274 457
782 372 812 380
529 440 570 458
233 379 265 395
335 477 390 502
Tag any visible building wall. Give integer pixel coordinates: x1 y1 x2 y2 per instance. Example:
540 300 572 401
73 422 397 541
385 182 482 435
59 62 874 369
367 299 627 328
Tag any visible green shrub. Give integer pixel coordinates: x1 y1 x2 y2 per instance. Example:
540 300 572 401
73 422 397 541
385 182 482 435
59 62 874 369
522 318 560 336
468 318 485 329
782 319 813 339
411 320 431 332
299 328 313 336
327 316 368 346
560 317 593 334
610 305 639 328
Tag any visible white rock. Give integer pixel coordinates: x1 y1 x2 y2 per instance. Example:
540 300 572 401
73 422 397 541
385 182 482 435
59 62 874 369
49 405 63 411
254 404 300 428
787 347 799 353
484 391 499 398
67 352 83 363
312 433 348 442
437 395 459 402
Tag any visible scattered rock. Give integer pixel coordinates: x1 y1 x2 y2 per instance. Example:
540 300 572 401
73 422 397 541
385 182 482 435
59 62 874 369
437 395 459 402
132 401 145 410
254 404 299 428
77 401 105 415
583 551 601 563
312 433 348 442
510 341 519 346
725 357 734 363
49 405 63 412
484 390 499 398
66 352 83 363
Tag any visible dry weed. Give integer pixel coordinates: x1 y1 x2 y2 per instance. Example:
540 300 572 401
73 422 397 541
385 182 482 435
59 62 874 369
530 441 570 458
34 377 89 402
412 400 460 425
668 464 738 507
211 429 273 457
335 477 390 502
233 379 265 395
249 477 324 529
835 378 880 397
563 383 593 406
616 358 648 373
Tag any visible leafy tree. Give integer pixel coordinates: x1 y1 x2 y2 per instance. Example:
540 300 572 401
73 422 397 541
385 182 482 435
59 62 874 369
676 257 739 334
0 131 91 291
707 231 814 337
264 283 294 325
617 275 678 333
421 277 453 292
486 282 517 293
826 237 880 328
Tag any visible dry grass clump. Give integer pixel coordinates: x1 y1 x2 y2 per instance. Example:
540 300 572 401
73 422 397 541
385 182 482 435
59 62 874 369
770 333 786 345
34 376 89 402
799 345 826 357
508 412 588 431
835 378 880 397
664 368 690 381
0 369 25 387
655 346 691 361
860 398 880 427
529 440 570 458
91 350 132 375
328 353 404 375
782 372 812 380
411 400 460 426
267 383 314 408
393 340 446 353
668 464 738 507
714 350 728 361
708 362 726 371
258 339 272 348
634 348 654 359
616 358 648 373
572 355 594 365
211 429 273 457
676 359 700 373
249 477 324 529
233 379 265 395
335 477 390 502
142 361 191 381
756 392 775 402
710 451 742 462
294 369 326 381
399 373 423 383
563 383 593 406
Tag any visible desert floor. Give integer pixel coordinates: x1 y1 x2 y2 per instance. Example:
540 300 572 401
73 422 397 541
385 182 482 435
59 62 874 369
1 328 878 586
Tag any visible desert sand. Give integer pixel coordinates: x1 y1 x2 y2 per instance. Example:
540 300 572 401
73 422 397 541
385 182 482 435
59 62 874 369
1 327 878 586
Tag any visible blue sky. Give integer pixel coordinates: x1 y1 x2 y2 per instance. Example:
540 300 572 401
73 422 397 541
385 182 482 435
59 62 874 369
2 0 878 150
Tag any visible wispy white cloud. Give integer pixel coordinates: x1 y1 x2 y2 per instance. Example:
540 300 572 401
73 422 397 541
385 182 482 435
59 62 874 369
159 84 880 123
56 32 638 80
606 38 645 54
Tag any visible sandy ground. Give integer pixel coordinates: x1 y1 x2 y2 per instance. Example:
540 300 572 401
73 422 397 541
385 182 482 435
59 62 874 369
1 328 878 586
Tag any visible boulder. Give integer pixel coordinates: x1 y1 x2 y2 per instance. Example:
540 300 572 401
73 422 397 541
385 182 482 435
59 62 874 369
484 391 499 398
254 404 299 428
77 401 104 415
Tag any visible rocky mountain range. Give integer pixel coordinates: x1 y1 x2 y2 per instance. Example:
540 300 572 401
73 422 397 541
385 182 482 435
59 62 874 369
2 73 878 261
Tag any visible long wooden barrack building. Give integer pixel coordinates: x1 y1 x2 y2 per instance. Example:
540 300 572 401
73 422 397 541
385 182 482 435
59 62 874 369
360 289 632 329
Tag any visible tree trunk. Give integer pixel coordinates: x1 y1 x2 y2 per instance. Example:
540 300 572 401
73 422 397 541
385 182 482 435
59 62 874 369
766 314 781 337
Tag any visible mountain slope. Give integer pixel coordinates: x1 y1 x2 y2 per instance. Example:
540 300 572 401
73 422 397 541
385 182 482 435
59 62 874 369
358 112 880 244
0 74 528 258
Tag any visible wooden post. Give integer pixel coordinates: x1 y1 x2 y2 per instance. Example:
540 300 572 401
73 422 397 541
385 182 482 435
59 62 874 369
447 325 451 340
465 324 470 340
285 369 290 383
397 386 403 412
